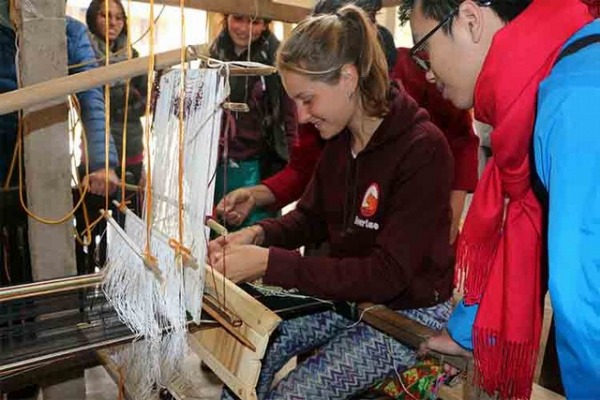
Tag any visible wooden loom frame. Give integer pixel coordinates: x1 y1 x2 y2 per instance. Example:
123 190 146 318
0 44 282 400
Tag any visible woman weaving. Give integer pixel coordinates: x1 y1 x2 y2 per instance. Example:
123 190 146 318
208 5 454 399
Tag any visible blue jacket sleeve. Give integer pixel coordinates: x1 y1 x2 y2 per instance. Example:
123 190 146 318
534 75 600 395
66 18 117 171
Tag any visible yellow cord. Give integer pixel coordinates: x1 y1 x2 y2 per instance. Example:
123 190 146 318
143 0 156 257
103 0 111 212
119 0 134 203
177 0 186 251
5 2 92 225
15 102 90 225
70 96 103 246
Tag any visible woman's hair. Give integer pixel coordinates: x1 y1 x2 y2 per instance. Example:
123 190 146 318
86 0 128 40
277 4 389 117
313 0 382 21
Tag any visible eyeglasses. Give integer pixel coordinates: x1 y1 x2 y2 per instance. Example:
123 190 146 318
409 7 458 72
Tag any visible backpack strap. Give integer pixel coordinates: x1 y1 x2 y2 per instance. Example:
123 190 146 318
554 33 600 66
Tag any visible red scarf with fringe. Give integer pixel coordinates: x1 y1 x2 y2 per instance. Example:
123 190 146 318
455 0 594 398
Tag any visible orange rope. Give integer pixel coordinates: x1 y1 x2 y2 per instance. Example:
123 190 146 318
177 0 186 255
103 0 111 212
143 0 156 257
15 110 90 225
119 0 134 203
70 96 99 246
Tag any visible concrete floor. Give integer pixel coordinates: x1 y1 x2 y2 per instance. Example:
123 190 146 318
84 351 224 400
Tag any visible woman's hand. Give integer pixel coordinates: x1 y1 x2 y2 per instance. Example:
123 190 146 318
207 226 265 265
209 245 269 283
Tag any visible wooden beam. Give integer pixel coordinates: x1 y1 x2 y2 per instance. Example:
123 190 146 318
272 0 402 9
271 0 313 8
137 0 310 23
206 12 223 44
0 47 276 116
14 0 76 281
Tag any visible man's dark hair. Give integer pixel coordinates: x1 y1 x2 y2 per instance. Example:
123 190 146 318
398 0 532 33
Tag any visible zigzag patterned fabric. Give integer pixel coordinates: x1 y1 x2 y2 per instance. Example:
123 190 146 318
222 301 452 400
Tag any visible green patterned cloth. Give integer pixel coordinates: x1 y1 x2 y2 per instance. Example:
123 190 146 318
371 358 446 399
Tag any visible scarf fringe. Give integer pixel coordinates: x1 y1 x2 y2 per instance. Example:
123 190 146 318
472 328 538 400
454 232 500 305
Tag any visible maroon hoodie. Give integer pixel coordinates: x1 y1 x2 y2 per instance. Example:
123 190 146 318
258 83 454 310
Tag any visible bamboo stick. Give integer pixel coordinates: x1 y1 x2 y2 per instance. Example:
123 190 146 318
0 273 103 303
0 45 276 116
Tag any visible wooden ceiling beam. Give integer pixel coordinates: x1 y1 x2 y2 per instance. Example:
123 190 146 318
139 0 310 23
137 0 401 23
270 0 403 9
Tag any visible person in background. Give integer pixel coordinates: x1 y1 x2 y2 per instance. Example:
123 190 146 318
0 2 118 193
400 0 600 398
209 5 454 399
86 0 147 186
209 13 297 228
216 0 479 245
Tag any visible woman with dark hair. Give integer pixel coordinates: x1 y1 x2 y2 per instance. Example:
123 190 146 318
209 14 297 228
209 5 454 399
86 0 147 185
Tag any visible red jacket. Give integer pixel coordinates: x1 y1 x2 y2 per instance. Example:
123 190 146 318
259 84 454 309
262 48 479 209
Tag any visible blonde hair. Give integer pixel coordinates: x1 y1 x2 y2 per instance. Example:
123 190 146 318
277 4 390 117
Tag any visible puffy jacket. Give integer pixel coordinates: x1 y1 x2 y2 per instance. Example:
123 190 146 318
0 16 117 183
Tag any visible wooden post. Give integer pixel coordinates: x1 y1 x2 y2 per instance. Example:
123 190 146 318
207 12 223 44
14 1 76 281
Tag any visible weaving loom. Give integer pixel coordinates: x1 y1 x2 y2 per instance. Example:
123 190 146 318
0 273 333 394
0 2 389 398
0 34 316 398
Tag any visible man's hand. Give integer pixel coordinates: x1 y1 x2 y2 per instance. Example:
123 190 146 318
82 168 120 196
216 188 257 226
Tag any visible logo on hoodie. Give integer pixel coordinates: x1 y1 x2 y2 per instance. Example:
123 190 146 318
360 183 379 218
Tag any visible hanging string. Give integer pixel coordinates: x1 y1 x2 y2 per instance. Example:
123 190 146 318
177 0 186 256
119 0 134 204
103 0 112 213
143 0 156 261
69 95 96 247
212 9 262 310
15 108 90 225
7 7 92 226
